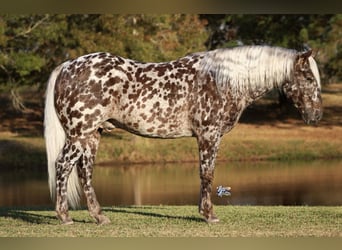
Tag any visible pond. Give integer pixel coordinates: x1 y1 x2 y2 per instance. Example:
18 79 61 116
0 160 341 207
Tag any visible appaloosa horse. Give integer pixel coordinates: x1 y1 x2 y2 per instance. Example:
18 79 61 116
44 45 322 225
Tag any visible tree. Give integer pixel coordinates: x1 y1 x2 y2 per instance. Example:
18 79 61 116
0 14 208 89
312 14 342 82
0 14 69 88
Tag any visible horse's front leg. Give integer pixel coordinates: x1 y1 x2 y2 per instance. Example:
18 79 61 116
197 134 221 223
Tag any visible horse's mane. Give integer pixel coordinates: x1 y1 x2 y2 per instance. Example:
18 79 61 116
197 45 297 94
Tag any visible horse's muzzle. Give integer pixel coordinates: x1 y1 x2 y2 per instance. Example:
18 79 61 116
303 108 323 125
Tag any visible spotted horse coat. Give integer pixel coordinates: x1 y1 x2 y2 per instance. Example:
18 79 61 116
44 45 322 224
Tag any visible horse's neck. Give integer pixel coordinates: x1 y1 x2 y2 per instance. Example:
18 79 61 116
225 81 277 107
246 83 276 105
219 82 278 134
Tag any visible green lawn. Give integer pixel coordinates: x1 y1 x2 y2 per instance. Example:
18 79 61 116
0 206 340 237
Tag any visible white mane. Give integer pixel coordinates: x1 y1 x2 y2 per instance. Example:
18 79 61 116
199 46 297 94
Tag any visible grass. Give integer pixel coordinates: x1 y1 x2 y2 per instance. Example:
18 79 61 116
0 206 341 237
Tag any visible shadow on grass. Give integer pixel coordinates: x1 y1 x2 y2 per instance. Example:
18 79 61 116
0 207 93 224
103 207 204 223
0 206 204 224
0 207 57 224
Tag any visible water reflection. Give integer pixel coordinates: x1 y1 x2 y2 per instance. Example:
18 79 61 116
0 160 341 207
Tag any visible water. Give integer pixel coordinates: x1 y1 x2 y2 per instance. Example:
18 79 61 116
0 160 341 207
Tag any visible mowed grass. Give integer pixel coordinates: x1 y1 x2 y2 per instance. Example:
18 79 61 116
0 206 340 237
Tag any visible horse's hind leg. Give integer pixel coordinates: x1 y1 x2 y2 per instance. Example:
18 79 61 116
78 131 110 225
55 139 83 224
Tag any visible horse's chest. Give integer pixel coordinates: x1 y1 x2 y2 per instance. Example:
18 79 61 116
221 98 247 133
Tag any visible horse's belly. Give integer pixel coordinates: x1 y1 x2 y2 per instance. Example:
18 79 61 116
109 106 193 138
137 119 193 138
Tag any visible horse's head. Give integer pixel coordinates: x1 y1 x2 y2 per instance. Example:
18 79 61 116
282 50 323 124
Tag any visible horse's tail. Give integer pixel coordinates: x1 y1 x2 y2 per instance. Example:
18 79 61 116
44 63 81 208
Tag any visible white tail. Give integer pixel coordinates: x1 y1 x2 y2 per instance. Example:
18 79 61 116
44 63 82 208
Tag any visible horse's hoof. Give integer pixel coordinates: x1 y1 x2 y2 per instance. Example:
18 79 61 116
57 213 74 225
61 219 74 225
205 215 220 223
97 215 111 225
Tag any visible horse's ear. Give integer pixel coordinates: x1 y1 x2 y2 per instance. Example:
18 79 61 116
299 49 312 59
296 49 313 68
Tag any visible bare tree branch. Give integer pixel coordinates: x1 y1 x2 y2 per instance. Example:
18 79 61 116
15 14 49 38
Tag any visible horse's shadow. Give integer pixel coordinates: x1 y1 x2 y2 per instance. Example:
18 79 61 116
103 206 204 223
0 206 204 224
0 207 94 224
0 207 58 224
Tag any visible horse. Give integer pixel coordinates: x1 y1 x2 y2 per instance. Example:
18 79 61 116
44 45 322 225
